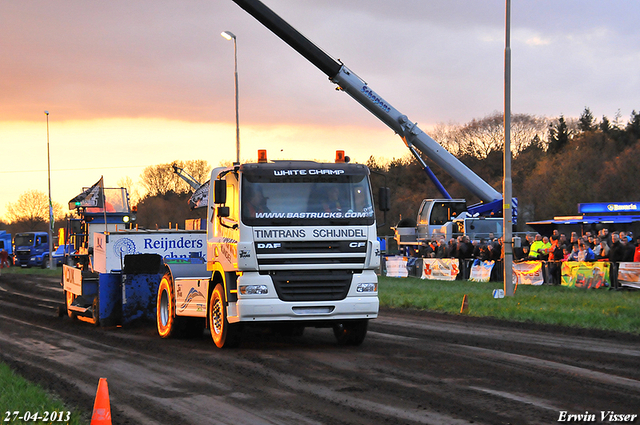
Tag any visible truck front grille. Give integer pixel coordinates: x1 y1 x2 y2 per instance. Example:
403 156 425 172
270 270 352 301
255 240 366 270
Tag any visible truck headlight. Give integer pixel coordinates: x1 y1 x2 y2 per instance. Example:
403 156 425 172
239 285 269 295
356 283 377 293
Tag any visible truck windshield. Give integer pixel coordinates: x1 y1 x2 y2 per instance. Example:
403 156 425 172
14 234 35 247
241 173 375 226
84 188 129 213
420 201 467 226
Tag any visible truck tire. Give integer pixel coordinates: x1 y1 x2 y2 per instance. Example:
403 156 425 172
65 290 77 321
208 284 242 348
41 257 49 269
156 274 185 338
333 319 368 346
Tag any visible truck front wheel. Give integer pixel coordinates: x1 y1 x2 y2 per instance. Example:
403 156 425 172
209 284 241 348
333 319 368 346
157 274 183 338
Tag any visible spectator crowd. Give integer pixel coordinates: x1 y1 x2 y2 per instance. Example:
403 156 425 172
413 228 640 287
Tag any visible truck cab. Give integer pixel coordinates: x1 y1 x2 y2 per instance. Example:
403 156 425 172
416 199 468 242
156 152 381 348
13 232 50 268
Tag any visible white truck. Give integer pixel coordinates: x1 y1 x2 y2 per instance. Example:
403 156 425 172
157 151 381 347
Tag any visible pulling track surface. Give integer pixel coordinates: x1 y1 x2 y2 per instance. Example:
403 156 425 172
1 273 639 424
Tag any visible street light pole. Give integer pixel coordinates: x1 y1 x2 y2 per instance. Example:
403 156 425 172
503 0 514 296
221 30 240 165
45 110 54 270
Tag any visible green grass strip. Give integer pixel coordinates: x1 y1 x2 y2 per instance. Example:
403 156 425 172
0 362 87 424
0 267 61 277
378 275 640 335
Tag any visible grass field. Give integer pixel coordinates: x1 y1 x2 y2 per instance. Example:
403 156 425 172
0 363 87 425
1 267 88 424
0 266 62 277
378 275 640 335
3 266 639 333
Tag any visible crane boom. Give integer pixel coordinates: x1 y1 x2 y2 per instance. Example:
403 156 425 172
231 0 502 204
172 163 201 190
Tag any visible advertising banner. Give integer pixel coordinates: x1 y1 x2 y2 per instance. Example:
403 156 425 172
469 260 495 282
421 258 459 281
561 261 610 289
513 261 544 286
62 264 82 296
618 262 640 289
385 256 408 278
93 232 106 273
93 231 207 273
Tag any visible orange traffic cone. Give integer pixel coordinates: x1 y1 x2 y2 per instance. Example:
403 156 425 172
460 294 469 314
91 378 112 425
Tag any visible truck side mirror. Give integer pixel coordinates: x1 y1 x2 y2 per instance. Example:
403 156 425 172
217 206 230 218
214 180 227 204
378 187 391 212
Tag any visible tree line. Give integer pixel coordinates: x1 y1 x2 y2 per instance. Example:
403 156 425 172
2 109 639 237
368 108 640 235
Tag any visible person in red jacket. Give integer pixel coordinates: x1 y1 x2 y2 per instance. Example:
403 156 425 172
0 249 10 269
634 237 640 262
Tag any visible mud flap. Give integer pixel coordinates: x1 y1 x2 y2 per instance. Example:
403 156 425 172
121 254 165 325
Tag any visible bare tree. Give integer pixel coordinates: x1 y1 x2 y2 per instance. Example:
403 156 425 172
511 114 550 153
431 121 464 157
433 112 549 159
458 113 504 158
5 190 64 225
140 160 212 198
140 163 176 197
186 160 211 183
117 176 140 206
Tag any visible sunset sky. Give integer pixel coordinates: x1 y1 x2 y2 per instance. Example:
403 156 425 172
1 0 639 221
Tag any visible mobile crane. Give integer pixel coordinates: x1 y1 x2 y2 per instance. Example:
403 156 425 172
172 163 210 210
230 0 514 244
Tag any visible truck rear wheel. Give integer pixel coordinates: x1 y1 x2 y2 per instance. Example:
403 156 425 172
333 319 368 346
208 283 241 348
157 274 184 338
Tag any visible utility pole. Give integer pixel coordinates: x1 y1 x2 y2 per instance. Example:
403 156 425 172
45 110 55 270
503 0 514 296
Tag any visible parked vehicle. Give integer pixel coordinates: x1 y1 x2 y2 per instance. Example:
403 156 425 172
13 232 50 268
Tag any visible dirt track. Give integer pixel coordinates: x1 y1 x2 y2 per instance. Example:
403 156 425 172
1 273 639 425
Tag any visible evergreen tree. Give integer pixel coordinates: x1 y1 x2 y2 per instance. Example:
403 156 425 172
547 115 570 154
599 115 611 133
578 107 595 132
626 110 640 141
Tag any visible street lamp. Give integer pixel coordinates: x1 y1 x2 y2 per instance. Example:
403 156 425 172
221 30 240 165
45 110 54 270
503 0 514 296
